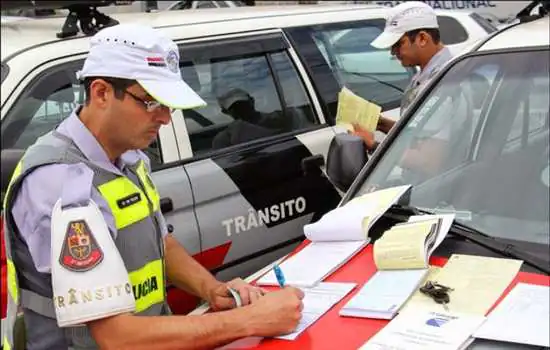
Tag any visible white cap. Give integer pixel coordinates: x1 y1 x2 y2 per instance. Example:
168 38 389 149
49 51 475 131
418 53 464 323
77 23 206 110
371 1 439 50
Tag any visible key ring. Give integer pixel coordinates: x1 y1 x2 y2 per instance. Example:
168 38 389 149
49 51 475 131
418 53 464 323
419 281 454 305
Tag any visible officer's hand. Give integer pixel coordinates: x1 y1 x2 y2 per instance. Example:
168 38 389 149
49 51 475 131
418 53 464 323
245 287 304 337
208 278 266 311
352 123 377 151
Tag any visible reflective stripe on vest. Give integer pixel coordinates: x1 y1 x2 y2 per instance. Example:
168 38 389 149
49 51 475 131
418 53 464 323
129 259 164 312
6 259 18 304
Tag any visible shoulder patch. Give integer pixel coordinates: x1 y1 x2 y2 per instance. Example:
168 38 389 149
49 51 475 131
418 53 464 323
59 220 104 272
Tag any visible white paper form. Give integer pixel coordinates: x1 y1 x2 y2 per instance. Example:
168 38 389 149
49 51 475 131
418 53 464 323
276 282 356 340
339 269 429 319
304 199 378 242
256 241 367 287
359 309 486 350
473 283 550 347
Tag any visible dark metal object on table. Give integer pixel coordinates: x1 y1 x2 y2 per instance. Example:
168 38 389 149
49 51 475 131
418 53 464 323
419 281 454 307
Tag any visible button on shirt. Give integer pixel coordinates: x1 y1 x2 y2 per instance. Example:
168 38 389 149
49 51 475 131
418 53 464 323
11 109 169 274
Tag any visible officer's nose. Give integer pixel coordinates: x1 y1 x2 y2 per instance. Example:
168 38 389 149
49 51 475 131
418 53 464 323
155 107 173 125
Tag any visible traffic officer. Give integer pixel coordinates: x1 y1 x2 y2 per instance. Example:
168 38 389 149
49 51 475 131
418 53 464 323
2 23 304 350
353 1 454 150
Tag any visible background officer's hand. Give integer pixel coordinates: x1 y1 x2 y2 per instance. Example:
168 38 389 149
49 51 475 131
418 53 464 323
352 123 378 151
245 286 304 337
208 278 266 310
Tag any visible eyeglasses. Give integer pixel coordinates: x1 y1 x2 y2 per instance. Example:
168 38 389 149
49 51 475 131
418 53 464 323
124 90 174 113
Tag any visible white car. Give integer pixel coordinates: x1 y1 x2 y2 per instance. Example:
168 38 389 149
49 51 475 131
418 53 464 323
165 0 246 11
1 3 497 325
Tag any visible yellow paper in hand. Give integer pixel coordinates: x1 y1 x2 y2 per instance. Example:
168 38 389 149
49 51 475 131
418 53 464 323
336 87 381 133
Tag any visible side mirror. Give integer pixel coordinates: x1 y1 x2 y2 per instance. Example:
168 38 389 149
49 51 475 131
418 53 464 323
326 133 368 193
1 149 25 200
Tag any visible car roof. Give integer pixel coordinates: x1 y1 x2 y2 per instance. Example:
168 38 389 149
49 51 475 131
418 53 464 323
0 4 385 61
477 16 550 51
0 4 476 62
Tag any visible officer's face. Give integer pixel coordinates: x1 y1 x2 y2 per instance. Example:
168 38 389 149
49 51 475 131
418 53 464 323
114 84 172 150
391 32 426 67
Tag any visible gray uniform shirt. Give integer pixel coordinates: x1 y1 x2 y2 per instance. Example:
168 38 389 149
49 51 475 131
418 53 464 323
11 109 169 274
401 46 454 112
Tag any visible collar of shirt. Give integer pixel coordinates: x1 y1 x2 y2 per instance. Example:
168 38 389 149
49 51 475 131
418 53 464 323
56 107 143 176
412 46 453 87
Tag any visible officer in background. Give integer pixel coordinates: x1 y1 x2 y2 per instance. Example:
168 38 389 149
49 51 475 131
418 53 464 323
2 23 303 350
353 1 454 151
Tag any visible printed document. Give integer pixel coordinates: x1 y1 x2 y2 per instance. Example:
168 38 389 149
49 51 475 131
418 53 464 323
255 241 366 287
473 283 549 347
400 254 522 316
336 86 381 133
339 268 429 319
277 282 357 340
373 218 440 270
359 309 486 350
304 185 412 242
260 185 411 287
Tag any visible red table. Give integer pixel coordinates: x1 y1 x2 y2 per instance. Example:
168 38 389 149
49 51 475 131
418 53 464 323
250 241 550 350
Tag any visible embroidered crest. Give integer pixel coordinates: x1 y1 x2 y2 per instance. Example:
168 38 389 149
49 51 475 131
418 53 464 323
59 220 103 272
165 50 179 74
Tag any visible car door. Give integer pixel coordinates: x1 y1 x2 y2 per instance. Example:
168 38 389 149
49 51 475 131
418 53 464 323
170 33 342 280
0 56 201 258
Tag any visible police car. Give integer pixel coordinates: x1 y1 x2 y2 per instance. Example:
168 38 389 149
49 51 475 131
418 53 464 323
0 2 496 321
243 0 550 309
184 5 550 346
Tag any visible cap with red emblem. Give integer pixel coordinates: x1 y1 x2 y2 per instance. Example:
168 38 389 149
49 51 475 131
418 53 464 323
77 23 206 110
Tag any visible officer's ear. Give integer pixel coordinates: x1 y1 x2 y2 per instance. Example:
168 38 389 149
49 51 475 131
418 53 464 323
89 79 114 107
416 30 433 48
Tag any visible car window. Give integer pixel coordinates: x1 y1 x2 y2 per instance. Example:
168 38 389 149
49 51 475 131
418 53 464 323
504 76 549 151
215 1 229 7
286 20 416 123
437 15 469 45
1 62 165 169
196 1 217 8
179 49 317 155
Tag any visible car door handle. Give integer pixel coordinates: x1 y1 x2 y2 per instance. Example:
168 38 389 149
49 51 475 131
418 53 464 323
301 154 325 176
160 197 174 214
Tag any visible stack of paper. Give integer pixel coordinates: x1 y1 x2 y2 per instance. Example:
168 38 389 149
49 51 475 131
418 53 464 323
257 185 412 287
373 214 454 270
277 282 357 340
256 241 366 287
473 283 549 348
359 309 486 350
339 269 428 319
304 184 411 242
338 214 454 320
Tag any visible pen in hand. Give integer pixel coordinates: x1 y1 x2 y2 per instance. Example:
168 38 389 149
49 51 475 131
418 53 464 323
273 264 285 288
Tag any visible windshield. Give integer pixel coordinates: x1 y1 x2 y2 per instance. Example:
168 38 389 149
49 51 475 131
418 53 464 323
353 49 550 247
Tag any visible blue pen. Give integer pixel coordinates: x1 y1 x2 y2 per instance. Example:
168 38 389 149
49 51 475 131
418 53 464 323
273 264 286 288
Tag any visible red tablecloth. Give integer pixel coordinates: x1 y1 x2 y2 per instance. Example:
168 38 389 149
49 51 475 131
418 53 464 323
251 241 550 350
